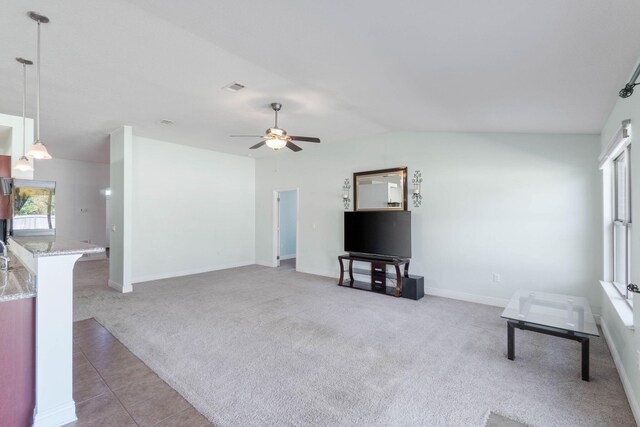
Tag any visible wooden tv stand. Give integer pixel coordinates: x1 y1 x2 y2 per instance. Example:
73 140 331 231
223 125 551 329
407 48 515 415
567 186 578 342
337 254 410 297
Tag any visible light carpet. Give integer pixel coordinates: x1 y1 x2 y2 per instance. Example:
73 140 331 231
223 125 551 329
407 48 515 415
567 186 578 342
73 260 635 426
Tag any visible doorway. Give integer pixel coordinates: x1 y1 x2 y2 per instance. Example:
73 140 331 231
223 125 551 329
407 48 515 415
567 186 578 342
274 189 298 269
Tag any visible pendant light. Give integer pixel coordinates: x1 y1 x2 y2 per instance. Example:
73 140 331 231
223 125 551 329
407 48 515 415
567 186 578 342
26 11 52 160
14 58 34 172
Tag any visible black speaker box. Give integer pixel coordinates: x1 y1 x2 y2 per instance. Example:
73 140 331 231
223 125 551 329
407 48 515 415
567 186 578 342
402 275 424 300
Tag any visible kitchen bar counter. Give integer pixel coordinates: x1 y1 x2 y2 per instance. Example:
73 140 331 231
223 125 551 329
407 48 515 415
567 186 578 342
0 253 35 302
8 236 105 427
10 236 105 257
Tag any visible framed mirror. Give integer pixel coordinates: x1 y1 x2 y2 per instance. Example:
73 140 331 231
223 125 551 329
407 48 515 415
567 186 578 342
353 167 408 211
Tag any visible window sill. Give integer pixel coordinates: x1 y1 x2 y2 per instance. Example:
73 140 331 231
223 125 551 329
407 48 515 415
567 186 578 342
601 281 635 330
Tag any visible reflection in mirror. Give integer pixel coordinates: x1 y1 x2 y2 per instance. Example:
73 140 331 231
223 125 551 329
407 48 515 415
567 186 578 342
354 167 407 211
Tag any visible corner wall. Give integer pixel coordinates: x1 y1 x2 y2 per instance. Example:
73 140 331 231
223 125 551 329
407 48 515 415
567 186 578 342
255 131 602 309
130 136 255 283
599 83 640 419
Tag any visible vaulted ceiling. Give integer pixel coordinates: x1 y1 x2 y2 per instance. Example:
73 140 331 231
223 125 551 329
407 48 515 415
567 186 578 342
1 0 639 163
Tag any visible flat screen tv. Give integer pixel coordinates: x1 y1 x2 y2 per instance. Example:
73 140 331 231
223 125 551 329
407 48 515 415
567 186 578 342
344 211 411 259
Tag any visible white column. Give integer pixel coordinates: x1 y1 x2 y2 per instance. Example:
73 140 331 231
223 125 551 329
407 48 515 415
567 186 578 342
108 126 133 293
31 253 82 427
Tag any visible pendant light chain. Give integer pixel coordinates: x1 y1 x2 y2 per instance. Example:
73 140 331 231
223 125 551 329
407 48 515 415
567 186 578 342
14 57 33 172
22 61 27 153
35 20 41 143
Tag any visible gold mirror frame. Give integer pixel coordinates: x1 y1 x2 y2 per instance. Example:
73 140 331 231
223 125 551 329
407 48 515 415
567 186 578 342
353 167 408 211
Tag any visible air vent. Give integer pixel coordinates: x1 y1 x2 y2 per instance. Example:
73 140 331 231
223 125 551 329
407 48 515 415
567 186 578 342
223 81 246 92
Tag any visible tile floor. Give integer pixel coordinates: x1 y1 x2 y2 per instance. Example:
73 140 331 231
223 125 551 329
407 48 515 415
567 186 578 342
67 318 212 427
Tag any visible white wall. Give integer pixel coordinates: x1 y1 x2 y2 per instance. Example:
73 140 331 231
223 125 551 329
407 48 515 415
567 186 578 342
0 126 12 154
599 77 640 418
0 113 34 179
131 136 255 283
256 131 602 309
34 158 109 247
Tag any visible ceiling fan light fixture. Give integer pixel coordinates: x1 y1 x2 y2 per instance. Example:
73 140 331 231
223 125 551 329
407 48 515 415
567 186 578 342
27 141 52 160
14 156 33 172
265 137 287 150
267 127 286 137
231 102 320 152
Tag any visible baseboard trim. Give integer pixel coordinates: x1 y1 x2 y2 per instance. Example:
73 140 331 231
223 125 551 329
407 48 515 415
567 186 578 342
132 260 255 284
256 260 274 267
593 314 602 326
601 319 640 424
296 266 333 278
108 279 132 293
33 400 77 427
425 287 509 307
280 254 296 260
299 270 509 308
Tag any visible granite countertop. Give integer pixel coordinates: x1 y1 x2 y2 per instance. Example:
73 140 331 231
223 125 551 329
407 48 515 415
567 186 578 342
9 236 105 258
0 254 36 302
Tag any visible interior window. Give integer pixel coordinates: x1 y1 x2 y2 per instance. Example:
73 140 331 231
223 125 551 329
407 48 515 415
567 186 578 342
612 147 632 304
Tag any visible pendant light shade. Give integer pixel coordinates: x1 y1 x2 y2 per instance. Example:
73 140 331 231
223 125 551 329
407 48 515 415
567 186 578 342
14 57 34 172
15 156 33 172
27 11 52 161
27 143 52 160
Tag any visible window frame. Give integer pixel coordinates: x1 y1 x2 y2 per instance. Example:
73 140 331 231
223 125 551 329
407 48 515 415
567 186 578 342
612 145 632 305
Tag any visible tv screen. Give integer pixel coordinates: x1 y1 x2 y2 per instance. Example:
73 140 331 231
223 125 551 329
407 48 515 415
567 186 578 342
344 211 411 258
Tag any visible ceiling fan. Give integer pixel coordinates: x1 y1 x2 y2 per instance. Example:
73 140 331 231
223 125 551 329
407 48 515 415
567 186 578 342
230 103 321 152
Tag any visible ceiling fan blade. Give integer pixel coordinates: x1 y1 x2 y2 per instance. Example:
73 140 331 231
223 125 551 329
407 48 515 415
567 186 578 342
249 141 267 149
286 141 303 152
230 135 265 138
290 136 320 143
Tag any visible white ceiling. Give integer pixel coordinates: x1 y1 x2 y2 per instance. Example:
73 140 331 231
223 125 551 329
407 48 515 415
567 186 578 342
1 0 639 163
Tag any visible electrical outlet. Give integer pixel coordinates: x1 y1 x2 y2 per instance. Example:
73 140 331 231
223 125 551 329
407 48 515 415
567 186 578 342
493 273 501 283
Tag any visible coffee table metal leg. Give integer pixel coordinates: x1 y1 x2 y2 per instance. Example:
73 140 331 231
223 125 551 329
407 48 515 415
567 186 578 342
505 319 592 380
582 338 590 381
507 321 515 360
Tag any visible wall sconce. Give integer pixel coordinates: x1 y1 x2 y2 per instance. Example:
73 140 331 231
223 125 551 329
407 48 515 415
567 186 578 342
342 178 351 210
412 170 422 208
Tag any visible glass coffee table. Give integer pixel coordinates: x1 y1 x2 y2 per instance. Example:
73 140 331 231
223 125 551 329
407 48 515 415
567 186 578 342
501 290 600 381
